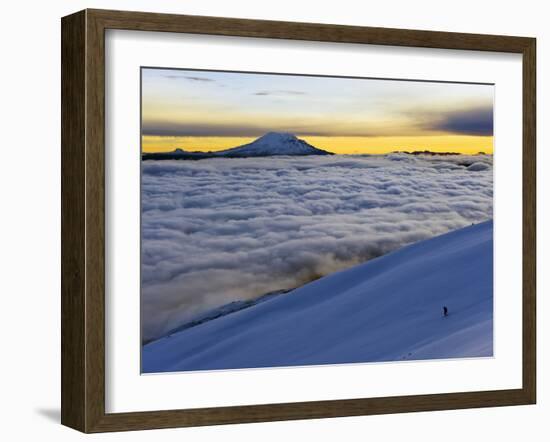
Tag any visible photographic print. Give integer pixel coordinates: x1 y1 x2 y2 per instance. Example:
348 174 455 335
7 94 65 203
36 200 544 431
140 68 494 374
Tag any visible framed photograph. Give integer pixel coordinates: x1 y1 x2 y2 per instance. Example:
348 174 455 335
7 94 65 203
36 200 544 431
61 9 536 433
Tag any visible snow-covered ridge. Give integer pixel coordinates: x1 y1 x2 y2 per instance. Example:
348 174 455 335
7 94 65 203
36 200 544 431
142 221 493 373
142 132 333 159
141 154 492 342
145 288 291 344
221 132 331 157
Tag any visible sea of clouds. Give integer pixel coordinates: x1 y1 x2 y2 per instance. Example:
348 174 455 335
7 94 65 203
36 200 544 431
141 154 493 342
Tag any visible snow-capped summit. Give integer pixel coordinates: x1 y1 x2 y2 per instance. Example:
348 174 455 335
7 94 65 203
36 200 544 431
257 131 299 143
142 132 333 160
218 132 332 157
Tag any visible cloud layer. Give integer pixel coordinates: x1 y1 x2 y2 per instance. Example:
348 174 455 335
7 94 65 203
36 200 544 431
426 107 493 136
141 105 493 138
141 154 493 341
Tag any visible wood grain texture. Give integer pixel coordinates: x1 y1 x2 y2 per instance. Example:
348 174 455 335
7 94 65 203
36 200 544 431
84 9 107 432
60 8 537 433
89 8 532 52
522 38 536 404
61 10 86 432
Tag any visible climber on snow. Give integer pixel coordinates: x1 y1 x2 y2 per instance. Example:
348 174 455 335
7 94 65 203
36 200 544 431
443 306 449 317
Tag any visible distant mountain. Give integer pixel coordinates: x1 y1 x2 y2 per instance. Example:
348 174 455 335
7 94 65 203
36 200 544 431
142 132 333 160
393 150 462 156
219 132 332 157
391 150 492 156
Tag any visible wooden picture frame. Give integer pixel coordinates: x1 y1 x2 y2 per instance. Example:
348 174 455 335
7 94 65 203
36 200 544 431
61 9 536 433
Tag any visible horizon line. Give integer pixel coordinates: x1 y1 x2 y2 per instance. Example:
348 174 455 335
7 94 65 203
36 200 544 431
141 132 494 155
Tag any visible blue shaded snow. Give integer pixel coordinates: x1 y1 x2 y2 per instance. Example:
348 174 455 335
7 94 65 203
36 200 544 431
143 221 493 373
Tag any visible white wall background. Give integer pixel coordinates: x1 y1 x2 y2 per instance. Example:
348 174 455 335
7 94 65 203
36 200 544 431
0 0 547 440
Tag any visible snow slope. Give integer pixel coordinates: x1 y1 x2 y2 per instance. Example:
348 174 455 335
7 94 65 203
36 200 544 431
152 289 290 344
142 221 493 373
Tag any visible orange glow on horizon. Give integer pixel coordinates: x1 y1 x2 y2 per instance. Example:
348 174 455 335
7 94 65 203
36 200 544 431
142 134 494 155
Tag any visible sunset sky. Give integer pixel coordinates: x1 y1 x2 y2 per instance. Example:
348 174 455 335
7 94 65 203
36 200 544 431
141 68 494 155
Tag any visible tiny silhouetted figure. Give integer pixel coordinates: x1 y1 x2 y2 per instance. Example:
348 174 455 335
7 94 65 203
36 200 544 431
443 306 449 317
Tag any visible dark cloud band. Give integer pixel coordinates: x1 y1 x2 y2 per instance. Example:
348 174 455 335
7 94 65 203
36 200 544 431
142 122 268 137
425 107 493 136
141 122 372 138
